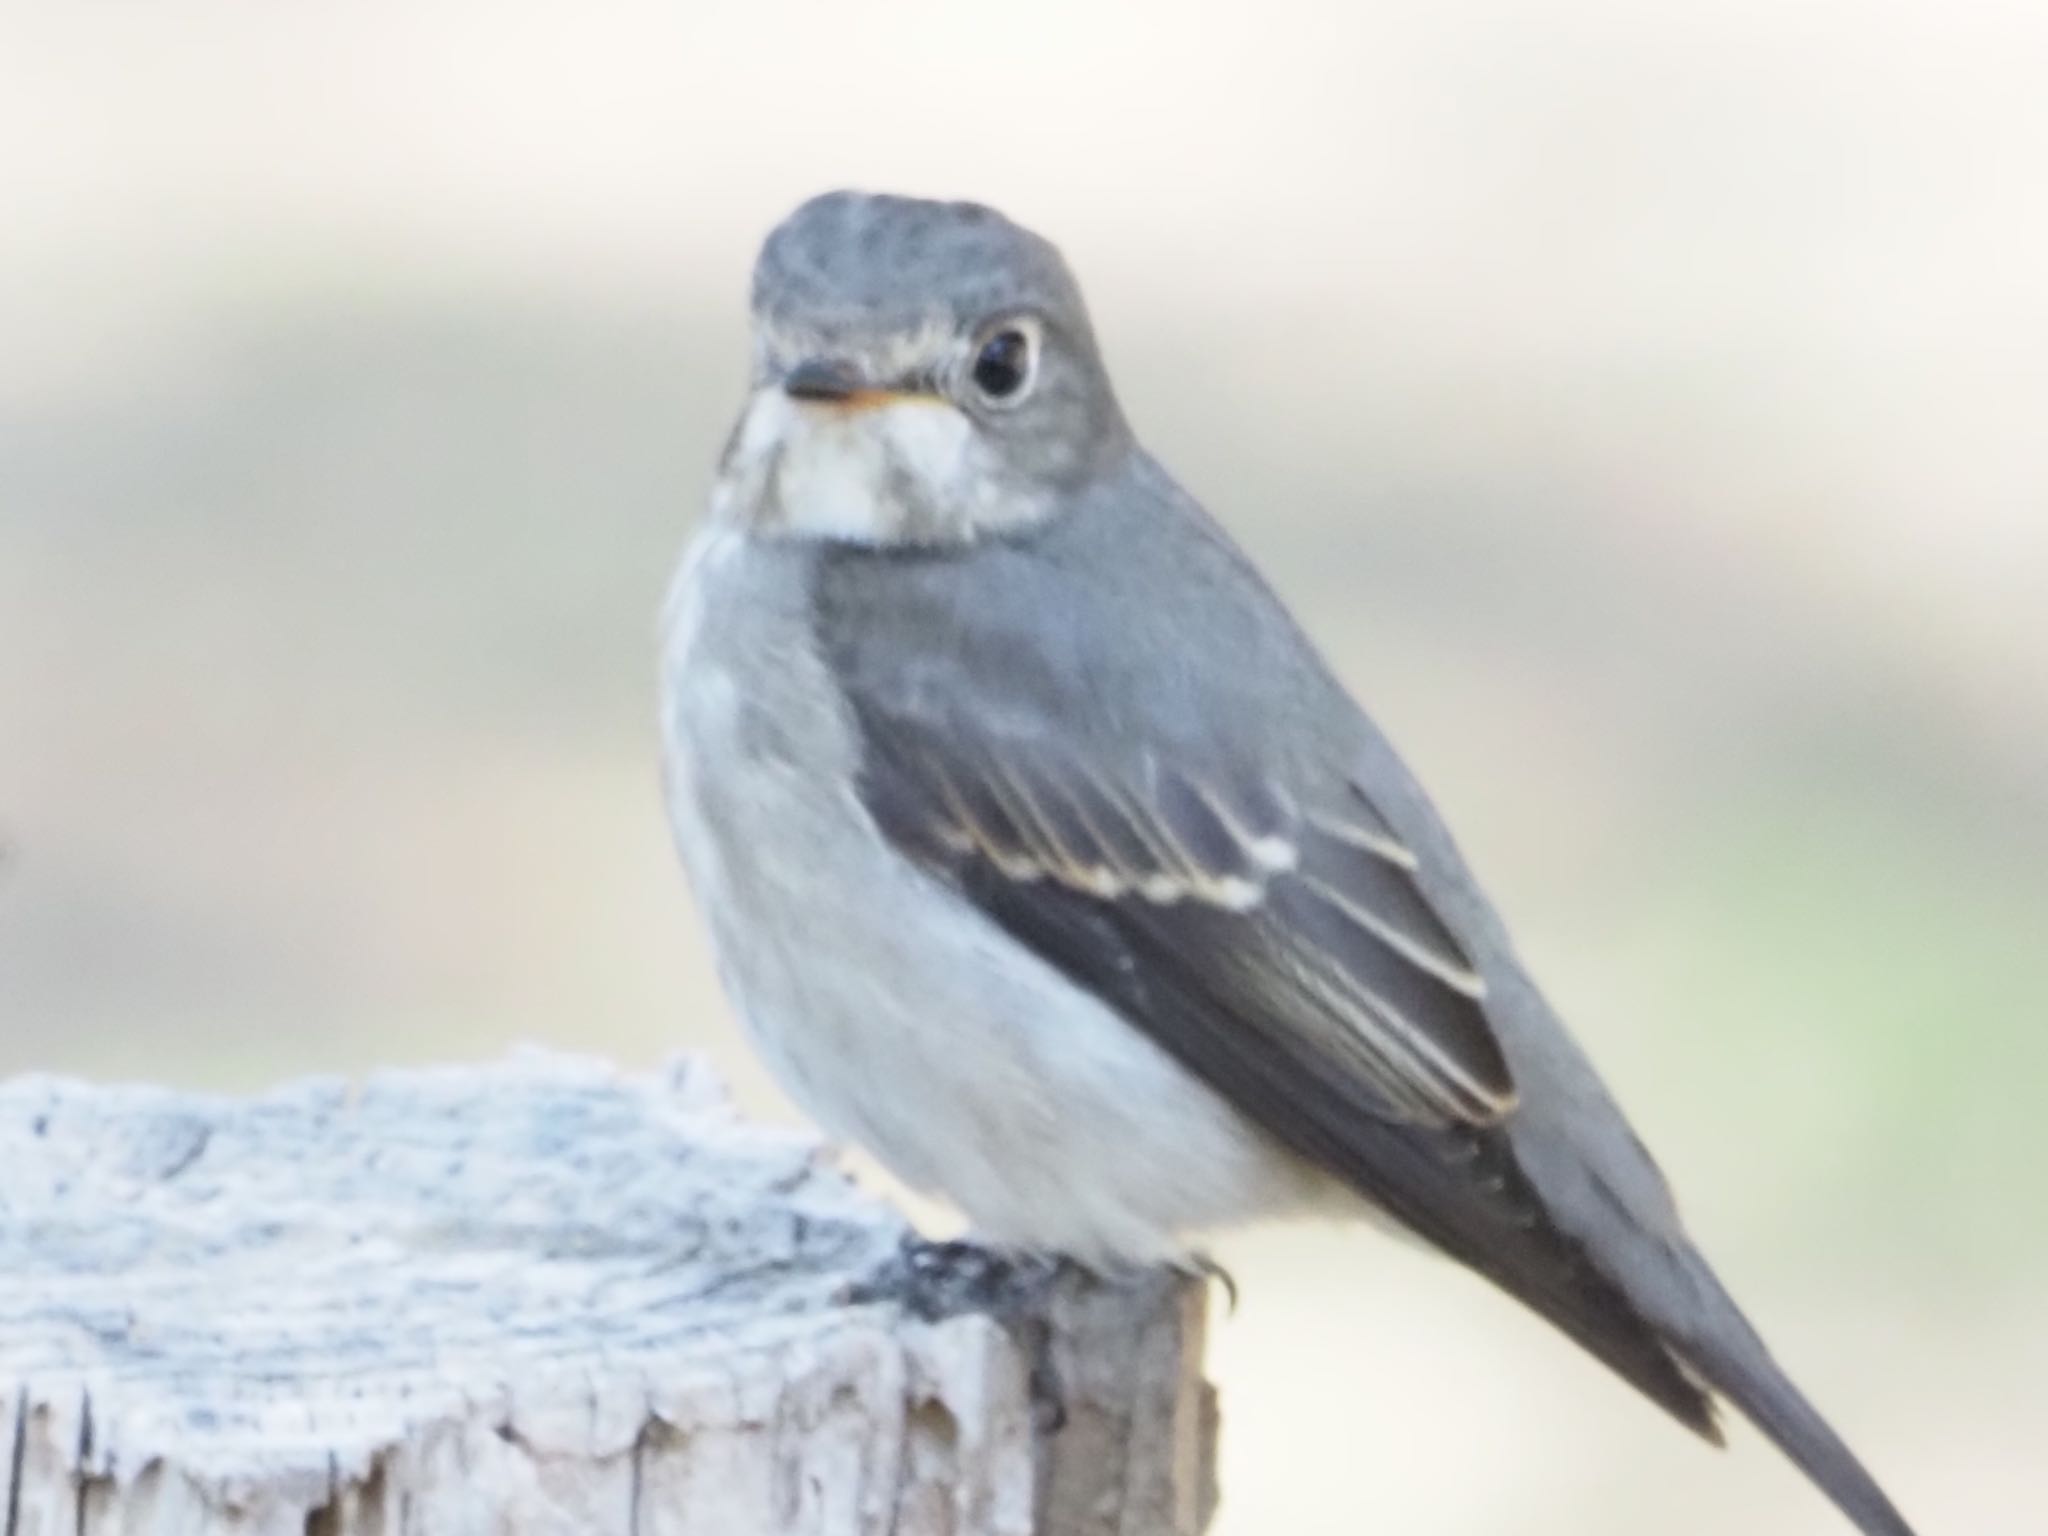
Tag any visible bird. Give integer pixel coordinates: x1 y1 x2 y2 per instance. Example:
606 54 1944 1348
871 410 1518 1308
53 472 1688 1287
660 189 1917 1536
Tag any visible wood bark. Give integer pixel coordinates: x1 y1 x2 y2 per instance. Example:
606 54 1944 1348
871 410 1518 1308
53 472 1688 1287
0 1052 1214 1535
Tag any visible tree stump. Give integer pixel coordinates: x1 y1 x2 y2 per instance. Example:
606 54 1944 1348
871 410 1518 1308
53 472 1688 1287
0 1052 1215 1535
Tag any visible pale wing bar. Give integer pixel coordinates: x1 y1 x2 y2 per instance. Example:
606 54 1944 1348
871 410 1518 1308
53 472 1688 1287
866 734 1516 1128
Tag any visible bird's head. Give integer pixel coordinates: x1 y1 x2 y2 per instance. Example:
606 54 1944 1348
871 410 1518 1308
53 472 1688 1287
714 191 1130 545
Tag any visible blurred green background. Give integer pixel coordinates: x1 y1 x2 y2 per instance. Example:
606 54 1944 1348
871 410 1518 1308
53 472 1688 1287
2 3 2043 1532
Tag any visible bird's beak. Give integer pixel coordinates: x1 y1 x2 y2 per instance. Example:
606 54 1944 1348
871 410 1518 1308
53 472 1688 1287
782 359 865 402
781 359 939 412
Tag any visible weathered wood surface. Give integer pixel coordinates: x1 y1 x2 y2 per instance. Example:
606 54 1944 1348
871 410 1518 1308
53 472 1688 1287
0 1052 1214 1535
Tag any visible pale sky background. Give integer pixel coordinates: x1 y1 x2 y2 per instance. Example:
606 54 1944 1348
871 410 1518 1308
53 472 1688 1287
3 4 2045 1533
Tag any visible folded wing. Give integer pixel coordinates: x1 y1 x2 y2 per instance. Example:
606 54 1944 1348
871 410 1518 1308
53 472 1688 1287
860 728 1516 1131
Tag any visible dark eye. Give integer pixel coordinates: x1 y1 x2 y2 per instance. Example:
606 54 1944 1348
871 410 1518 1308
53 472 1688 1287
970 327 1033 401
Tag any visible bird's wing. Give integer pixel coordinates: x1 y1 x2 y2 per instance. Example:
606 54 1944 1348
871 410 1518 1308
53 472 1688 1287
857 721 1515 1131
829 600 1719 1440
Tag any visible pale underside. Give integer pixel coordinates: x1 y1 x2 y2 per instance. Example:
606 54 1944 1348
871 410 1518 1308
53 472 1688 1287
662 522 1351 1264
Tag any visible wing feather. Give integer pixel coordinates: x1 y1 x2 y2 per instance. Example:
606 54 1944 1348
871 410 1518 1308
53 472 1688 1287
865 723 1515 1129
811 537 1718 1443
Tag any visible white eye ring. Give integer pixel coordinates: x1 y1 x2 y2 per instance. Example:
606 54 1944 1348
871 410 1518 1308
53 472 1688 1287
965 316 1041 408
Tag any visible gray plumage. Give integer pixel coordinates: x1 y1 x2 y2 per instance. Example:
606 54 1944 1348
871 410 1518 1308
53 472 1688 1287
662 189 1917 1536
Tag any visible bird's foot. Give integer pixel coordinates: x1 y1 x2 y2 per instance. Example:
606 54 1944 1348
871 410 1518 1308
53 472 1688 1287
854 1235 1074 1322
849 1234 1092 1435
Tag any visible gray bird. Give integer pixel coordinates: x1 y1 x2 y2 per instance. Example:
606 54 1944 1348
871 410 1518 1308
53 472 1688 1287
661 189 1917 1536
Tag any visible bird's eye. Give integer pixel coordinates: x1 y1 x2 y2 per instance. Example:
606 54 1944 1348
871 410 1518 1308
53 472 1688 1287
970 326 1035 403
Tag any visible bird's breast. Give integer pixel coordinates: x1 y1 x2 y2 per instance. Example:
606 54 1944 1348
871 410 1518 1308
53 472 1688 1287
657 526 1332 1263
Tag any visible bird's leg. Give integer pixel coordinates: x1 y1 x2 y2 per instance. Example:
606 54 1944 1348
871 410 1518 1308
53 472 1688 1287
847 1233 1092 1434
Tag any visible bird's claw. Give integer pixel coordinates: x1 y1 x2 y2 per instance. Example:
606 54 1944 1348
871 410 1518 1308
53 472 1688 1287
1179 1252 1240 1315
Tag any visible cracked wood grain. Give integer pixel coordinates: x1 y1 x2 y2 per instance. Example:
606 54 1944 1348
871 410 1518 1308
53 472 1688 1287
0 1052 1214 1535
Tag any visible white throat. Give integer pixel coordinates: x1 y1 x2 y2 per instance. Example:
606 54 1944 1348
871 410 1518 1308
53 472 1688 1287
711 387 1040 545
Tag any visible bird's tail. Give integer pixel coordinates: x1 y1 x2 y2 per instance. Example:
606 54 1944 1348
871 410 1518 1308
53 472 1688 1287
1677 1308 1917 1536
